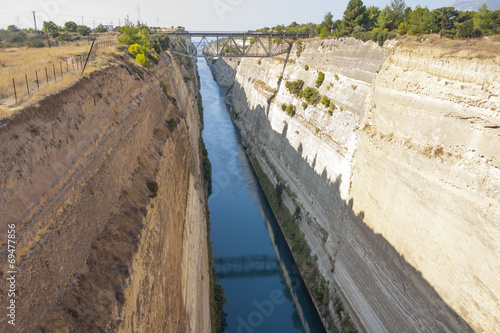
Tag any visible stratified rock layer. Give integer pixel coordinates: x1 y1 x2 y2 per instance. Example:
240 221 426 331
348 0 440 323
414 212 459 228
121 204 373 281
217 36 499 332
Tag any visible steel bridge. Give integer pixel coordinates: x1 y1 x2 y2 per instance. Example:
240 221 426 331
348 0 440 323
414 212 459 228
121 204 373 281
214 255 281 279
166 31 314 58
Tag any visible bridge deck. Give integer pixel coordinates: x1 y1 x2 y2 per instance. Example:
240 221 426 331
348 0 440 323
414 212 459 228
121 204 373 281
166 31 315 38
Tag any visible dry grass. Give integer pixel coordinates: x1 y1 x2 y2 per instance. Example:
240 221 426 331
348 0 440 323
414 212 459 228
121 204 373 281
0 35 119 118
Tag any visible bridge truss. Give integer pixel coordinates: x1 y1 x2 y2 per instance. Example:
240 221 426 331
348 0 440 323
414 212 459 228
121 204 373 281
166 31 314 58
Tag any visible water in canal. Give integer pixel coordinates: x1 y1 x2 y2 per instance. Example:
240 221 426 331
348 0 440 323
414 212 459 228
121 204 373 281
198 57 325 333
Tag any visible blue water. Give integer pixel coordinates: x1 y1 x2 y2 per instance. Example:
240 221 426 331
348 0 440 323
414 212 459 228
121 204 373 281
198 57 326 333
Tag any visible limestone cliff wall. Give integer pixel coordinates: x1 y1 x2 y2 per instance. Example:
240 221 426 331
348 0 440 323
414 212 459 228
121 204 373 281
0 51 210 332
206 57 239 87
216 36 499 332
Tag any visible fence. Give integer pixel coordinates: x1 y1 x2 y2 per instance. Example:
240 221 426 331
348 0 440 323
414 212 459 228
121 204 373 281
7 38 117 104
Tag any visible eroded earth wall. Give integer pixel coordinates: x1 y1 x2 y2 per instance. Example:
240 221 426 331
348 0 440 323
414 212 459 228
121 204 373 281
0 51 210 332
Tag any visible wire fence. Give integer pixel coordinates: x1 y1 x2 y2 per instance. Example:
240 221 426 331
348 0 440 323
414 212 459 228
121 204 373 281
7 38 117 104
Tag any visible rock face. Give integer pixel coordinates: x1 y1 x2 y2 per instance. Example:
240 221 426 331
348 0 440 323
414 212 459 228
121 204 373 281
216 36 500 332
0 52 211 332
206 57 239 87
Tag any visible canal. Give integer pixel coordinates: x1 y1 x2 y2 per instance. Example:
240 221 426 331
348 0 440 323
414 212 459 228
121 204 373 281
198 57 325 333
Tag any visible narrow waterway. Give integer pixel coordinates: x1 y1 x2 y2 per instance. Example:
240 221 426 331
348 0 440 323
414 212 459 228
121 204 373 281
199 57 325 333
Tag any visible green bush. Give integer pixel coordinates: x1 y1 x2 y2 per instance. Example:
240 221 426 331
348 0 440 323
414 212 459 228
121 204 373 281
128 43 142 56
321 95 330 107
304 64 309 71
302 87 320 105
161 81 168 94
151 33 170 53
166 118 177 131
302 102 308 109
136 53 152 67
146 180 159 197
286 104 296 116
353 30 396 46
95 24 107 33
77 25 91 36
275 182 286 206
315 71 325 88
58 32 73 42
285 80 304 96
28 38 45 48
281 103 287 111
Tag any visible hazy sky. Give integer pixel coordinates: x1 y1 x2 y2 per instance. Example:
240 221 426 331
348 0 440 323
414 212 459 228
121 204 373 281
0 0 456 31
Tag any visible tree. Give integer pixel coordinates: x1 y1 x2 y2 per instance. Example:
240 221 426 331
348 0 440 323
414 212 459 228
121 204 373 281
377 6 393 31
456 18 480 37
64 21 78 32
474 4 493 32
319 27 330 39
430 7 458 34
95 24 108 33
366 6 381 30
77 25 91 36
118 19 141 45
321 12 334 33
408 6 431 35
7 25 20 32
42 21 58 33
343 0 368 34
389 0 406 29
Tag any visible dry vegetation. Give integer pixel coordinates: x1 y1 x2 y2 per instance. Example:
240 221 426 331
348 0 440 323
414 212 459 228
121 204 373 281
0 33 119 118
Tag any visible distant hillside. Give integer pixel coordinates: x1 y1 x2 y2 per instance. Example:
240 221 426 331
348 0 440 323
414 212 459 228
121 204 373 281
451 0 500 11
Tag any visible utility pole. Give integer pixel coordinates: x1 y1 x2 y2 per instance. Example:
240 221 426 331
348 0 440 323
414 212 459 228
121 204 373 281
118 18 121 27
32 11 37 31
82 15 84 26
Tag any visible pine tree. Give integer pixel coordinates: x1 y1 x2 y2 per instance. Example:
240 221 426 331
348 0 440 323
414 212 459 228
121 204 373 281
389 0 406 29
343 0 368 34
473 4 493 32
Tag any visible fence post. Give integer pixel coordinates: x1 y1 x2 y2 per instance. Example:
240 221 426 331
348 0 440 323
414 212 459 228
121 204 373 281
81 36 96 74
36 71 39 90
60 62 63 78
53 64 57 82
12 78 17 102
25 74 30 96
45 67 49 85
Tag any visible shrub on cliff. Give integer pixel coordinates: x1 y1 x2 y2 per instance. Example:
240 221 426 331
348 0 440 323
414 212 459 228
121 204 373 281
321 95 330 107
285 80 304 96
286 104 296 117
128 43 142 56
302 87 320 105
315 72 325 88
146 181 158 197
135 53 152 68
119 20 160 67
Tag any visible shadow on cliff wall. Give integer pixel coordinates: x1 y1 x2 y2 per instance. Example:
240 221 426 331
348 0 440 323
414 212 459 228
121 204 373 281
230 83 473 332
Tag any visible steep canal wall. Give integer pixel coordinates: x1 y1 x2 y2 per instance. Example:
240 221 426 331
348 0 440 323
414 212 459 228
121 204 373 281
210 35 500 332
0 51 211 332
